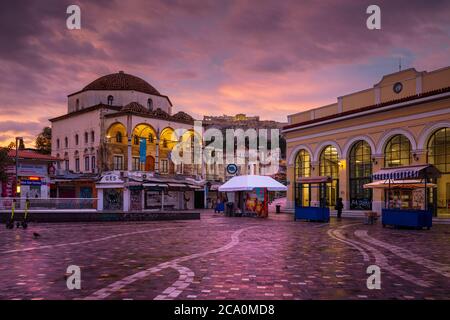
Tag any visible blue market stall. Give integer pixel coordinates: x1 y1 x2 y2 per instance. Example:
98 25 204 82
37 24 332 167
364 164 440 229
294 176 331 222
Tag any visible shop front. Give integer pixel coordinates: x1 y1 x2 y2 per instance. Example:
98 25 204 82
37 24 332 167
365 164 440 229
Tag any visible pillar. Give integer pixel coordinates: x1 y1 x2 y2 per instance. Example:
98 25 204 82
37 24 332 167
123 188 130 212
126 115 132 171
155 138 160 173
371 154 384 214
286 165 295 209
338 158 349 210
310 161 319 207
97 188 103 211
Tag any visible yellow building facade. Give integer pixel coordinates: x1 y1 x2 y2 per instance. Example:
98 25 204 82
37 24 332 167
283 66 450 217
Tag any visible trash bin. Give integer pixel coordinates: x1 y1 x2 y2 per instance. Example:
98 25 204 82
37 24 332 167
276 204 281 214
226 202 234 216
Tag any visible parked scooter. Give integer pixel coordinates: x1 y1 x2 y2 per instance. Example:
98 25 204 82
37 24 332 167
5 199 16 229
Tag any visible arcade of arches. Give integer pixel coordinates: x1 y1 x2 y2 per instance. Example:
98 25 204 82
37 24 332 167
105 123 198 175
291 129 450 217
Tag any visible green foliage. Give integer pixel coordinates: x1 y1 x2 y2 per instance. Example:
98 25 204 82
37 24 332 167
35 127 52 155
0 146 12 182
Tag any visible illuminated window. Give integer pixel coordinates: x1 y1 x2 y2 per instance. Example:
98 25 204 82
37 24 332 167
294 149 311 207
428 128 450 173
384 134 411 167
319 145 339 207
107 95 114 106
349 141 372 210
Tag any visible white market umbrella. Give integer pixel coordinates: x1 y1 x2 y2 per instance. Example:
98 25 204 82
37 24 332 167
218 175 287 192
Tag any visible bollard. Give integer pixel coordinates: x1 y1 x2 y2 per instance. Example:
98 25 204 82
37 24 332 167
22 199 29 229
6 200 15 229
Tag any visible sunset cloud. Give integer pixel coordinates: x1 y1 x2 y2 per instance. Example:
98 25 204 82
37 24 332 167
0 0 449 146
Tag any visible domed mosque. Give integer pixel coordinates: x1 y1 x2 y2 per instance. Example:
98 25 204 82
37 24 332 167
49 71 207 212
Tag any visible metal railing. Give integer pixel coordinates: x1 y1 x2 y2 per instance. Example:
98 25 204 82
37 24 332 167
0 198 98 210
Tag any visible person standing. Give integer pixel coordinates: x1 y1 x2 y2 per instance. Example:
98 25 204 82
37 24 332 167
335 197 344 219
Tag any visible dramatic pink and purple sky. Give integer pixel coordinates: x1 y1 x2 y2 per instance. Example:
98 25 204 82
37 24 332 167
0 0 449 146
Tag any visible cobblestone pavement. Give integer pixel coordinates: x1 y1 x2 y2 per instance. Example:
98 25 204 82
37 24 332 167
0 210 449 300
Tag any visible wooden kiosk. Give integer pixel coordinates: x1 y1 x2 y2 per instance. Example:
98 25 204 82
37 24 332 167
294 176 331 223
364 164 441 229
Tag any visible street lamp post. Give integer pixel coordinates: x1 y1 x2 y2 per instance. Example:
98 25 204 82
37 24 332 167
15 137 23 197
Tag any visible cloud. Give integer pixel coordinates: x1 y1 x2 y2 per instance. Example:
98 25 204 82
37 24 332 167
0 0 449 144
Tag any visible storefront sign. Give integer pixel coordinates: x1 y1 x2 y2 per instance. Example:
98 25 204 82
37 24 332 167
99 173 124 184
18 164 47 176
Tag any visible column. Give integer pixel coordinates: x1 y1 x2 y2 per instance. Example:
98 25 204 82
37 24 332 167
338 158 349 210
123 188 130 212
155 138 160 173
286 165 295 209
310 161 319 207
127 115 132 171
97 189 103 211
371 154 384 214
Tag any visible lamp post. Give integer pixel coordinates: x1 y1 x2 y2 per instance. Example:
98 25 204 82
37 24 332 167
15 137 23 197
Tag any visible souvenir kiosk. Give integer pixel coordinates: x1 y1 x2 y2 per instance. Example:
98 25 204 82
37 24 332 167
364 164 440 229
218 175 287 217
294 176 331 222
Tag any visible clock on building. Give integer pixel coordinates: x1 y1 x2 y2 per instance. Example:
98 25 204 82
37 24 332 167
393 82 403 93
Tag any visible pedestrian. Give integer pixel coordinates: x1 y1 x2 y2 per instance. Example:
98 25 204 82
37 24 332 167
335 197 344 219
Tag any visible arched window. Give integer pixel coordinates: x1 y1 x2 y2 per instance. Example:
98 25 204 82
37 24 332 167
385 134 411 167
319 145 339 207
84 132 88 144
428 128 450 173
107 95 114 106
147 98 153 110
294 149 311 207
115 132 123 143
75 134 79 145
56 138 60 149
75 99 80 111
65 137 68 148
91 131 95 143
349 141 372 210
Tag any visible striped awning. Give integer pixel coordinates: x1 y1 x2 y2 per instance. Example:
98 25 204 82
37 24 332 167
372 164 441 180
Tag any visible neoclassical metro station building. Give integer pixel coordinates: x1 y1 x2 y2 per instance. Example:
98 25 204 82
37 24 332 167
283 66 450 218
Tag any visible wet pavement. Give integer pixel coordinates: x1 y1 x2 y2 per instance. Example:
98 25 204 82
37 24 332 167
0 210 449 300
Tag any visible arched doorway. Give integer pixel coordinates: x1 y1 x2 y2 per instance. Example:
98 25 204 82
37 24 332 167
294 149 311 207
349 141 372 210
319 145 339 207
427 127 450 217
145 155 155 172
384 134 411 167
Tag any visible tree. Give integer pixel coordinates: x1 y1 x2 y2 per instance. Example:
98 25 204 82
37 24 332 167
35 127 52 155
0 146 12 182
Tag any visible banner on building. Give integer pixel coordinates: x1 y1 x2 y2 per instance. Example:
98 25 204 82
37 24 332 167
139 138 147 163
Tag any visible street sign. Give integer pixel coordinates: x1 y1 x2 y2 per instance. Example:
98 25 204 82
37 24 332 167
226 164 238 175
